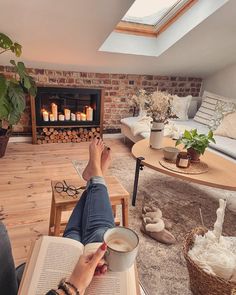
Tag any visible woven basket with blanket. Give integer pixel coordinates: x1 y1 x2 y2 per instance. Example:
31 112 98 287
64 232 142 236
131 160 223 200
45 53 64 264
183 227 236 295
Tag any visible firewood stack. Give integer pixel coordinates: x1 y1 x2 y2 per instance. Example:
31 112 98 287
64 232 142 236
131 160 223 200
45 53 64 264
37 127 100 144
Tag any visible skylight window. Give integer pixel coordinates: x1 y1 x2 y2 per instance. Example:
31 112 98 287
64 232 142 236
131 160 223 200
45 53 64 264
115 0 197 37
122 0 180 26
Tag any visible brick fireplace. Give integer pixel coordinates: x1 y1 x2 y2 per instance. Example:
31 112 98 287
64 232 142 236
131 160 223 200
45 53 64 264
0 66 203 136
31 86 104 144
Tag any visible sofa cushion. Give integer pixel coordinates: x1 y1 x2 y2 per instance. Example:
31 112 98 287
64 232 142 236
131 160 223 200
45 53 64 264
171 95 192 120
209 100 236 130
214 112 236 139
194 91 219 125
172 119 210 134
209 135 236 158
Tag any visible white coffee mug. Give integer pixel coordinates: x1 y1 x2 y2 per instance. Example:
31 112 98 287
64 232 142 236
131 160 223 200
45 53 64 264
103 227 139 272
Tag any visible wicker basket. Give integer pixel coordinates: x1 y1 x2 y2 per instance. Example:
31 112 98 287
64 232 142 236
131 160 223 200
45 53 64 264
183 227 236 295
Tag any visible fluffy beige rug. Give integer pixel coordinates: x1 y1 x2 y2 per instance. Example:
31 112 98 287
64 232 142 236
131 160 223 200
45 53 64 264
77 156 236 295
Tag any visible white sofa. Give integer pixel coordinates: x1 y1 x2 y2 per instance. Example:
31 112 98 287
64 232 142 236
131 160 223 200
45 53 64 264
121 94 236 160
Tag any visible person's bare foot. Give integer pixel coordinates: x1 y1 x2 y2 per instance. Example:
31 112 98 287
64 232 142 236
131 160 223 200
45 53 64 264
101 146 112 175
82 137 104 181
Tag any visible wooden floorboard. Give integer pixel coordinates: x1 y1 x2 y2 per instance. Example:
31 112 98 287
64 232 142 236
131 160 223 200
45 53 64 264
0 139 130 265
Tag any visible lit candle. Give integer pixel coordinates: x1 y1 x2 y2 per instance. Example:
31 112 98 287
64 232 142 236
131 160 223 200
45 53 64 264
43 111 49 122
71 113 76 121
76 112 81 121
64 108 71 121
84 105 88 113
81 113 86 121
49 113 54 121
59 114 65 121
51 103 58 121
86 107 93 121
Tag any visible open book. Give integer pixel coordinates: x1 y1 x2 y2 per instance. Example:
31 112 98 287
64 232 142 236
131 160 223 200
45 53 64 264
18 236 140 295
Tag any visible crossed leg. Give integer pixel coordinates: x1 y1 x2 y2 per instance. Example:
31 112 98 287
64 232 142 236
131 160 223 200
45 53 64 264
63 138 114 244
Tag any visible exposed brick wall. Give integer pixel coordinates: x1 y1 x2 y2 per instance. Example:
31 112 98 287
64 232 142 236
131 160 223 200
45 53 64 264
0 66 202 134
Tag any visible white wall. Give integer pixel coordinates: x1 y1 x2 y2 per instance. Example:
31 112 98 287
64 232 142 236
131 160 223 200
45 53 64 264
203 63 236 100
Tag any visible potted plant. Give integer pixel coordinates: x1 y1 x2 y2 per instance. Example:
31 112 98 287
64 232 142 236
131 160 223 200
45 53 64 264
0 33 37 157
175 129 216 162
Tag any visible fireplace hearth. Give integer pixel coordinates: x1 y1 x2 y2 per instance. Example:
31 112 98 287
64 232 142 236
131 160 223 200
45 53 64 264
31 86 104 144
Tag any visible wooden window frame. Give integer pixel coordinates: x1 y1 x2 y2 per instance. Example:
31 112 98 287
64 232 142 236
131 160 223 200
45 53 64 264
115 0 197 38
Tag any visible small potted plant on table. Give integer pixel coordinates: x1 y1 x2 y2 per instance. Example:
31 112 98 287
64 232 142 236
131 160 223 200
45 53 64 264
0 33 36 157
175 129 215 162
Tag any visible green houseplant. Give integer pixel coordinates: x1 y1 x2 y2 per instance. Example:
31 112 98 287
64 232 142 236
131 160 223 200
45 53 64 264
175 129 216 162
0 33 37 157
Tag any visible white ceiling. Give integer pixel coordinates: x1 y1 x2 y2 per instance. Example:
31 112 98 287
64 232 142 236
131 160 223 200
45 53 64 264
0 0 236 77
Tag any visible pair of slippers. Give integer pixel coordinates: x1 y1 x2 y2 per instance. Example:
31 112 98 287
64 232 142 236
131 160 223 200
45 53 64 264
140 205 176 245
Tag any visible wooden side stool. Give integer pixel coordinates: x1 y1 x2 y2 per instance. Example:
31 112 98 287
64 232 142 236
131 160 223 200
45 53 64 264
49 176 129 236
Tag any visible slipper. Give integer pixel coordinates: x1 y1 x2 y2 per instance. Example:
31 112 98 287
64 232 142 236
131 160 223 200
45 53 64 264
142 205 160 214
142 205 173 230
141 219 176 245
142 206 162 219
162 218 173 230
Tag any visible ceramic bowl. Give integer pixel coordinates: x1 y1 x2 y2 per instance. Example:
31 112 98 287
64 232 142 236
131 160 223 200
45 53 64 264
163 146 180 162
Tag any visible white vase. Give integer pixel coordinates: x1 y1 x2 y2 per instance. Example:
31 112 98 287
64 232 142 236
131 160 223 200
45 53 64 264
149 122 164 149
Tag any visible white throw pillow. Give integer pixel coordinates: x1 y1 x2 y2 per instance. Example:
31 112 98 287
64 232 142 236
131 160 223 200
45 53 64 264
214 112 236 139
171 95 192 120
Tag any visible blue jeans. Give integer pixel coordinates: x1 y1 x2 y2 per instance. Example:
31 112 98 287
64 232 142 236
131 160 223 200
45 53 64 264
0 178 114 295
63 177 115 244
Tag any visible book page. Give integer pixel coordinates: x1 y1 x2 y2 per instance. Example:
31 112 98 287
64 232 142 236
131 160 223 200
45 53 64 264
84 243 137 295
85 271 127 295
19 236 84 295
86 265 137 295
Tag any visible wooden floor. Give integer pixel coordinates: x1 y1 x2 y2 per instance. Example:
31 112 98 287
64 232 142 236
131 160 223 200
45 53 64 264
0 139 130 265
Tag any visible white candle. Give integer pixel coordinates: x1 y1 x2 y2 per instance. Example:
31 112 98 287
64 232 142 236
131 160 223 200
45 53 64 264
64 108 71 121
51 103 58 121
213 199 226 242
71 113 76 121
43 111 49 122
59 114 65 121
86 107 93 121
49 113 54 121
76 112 81 121
81 113 86 121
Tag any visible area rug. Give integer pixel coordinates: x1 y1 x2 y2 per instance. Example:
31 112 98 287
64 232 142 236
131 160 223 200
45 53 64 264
76 155 236 295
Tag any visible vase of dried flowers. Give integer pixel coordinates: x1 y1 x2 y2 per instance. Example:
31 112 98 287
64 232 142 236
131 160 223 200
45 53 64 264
145 89 174 149
128 88 176 149
149 121 165 149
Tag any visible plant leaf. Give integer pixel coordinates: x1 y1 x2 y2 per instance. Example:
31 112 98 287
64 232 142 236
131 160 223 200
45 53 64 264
10 59 16 66
0 33 13 50
183 130 192 139
12 42 22 57
175 139 181 146
0 75 10 119
7 82 25 125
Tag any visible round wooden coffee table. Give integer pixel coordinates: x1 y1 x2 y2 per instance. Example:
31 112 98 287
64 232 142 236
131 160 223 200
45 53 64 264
131 138 236 206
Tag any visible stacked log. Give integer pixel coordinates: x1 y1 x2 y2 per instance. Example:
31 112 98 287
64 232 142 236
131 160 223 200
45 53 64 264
37 127 100 144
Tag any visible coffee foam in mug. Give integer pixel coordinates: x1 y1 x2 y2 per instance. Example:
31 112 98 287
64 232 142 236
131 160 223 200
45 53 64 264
107 238 133 252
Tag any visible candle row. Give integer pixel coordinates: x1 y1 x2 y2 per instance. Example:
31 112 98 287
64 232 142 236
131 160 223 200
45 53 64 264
42 104 94 122
42 111 90 122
